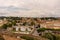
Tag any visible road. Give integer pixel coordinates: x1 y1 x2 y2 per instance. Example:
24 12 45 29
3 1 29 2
32 25 39 36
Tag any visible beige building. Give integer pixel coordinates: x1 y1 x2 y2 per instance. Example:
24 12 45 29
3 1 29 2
40 20 60 29
0 19 8 27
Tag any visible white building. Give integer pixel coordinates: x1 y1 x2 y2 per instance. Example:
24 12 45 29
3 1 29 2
12 26 34 34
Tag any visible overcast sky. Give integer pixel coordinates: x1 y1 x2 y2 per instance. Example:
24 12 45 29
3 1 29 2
0 0 60 17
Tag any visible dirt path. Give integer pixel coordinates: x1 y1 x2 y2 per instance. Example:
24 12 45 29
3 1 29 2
2 35 23 40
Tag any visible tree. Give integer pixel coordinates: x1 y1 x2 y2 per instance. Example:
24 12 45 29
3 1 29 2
2 24 8 29
7 24 12 27
43 33 54 40
11 21 16 26
31 22 35 26
23 22 27 26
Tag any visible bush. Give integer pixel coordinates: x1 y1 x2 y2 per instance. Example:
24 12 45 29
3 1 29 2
37 28 46 32
0 38 5 40
0 36 5 40
37 28 60 33
21 35 34 40
54 34 60 40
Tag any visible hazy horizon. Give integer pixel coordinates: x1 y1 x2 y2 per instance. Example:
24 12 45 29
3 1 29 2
0 0 60 17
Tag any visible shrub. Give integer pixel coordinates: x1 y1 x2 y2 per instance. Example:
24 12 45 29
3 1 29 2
21 35 34 40
37 28 46 32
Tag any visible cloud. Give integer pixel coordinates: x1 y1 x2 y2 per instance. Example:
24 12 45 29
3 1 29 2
0 0 60 17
